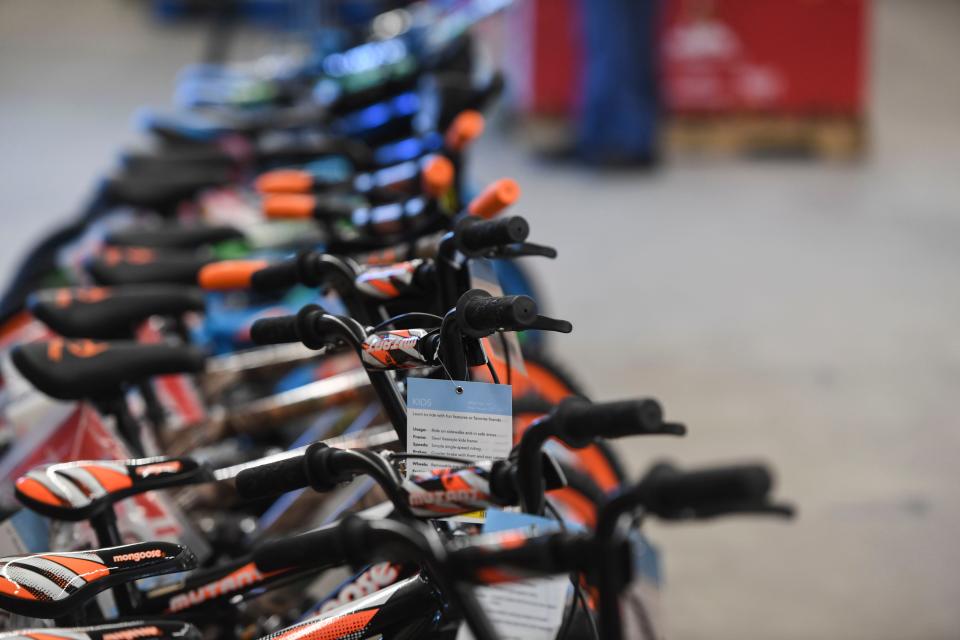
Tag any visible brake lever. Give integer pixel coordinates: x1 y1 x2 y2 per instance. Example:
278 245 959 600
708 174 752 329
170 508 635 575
658 422 688 436
527 315 573 333
487 242 558 260
664 501 796 521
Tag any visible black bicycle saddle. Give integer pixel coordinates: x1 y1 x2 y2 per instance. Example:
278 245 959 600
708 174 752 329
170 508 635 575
10 339 205 401
104 167 232 211
0 541 195 619
16 456 212 521
0 620 202 640
29 285 205 339
106 223 244 250
86 247 214 286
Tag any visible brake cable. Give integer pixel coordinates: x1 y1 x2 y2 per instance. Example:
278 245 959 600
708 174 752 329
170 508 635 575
370 311 443 332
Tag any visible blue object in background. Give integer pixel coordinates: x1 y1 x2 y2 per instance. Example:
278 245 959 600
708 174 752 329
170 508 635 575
578 0 661 165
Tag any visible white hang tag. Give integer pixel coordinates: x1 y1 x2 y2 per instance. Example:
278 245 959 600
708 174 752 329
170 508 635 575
456 509 568 640
406 378 512 477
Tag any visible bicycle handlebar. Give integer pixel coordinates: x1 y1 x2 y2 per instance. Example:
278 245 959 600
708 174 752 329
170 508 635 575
249 304 339 350
634 462 782 519
554 397 685 446
235 443 339 498
467 178 520 219
250 259 300 292
248 315 302 346
198 260 269 291
456 216 529 255
236 440 567 515
254 522 347 573
255 169 314 195
516 397 684 513
458 292 537 337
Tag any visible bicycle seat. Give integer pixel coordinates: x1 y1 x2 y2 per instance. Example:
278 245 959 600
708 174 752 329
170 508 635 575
142 104 325 142
29 285 205 339
16 456 212 521
0 620 201 640
104 168 232 211
86 247 214 286
10 339 205 401
0 541 195 619
106 223 244 250
122 144 237 173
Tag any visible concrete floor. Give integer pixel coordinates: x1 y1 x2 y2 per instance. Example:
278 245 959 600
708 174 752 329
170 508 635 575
2 1 960 638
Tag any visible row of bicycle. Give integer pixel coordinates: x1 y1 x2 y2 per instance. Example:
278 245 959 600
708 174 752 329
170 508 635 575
0 2 791 639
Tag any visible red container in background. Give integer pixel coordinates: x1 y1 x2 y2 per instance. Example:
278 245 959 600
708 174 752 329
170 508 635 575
662 0 868 115
521 0 868 117
526 0 582 115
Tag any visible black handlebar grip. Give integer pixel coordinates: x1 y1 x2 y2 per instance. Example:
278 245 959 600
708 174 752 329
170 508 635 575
644 464 773 515
249 315 300 345
250 259 300 293
459 291 537 338
254 525 344 573
235 455 309 499
459 216 530 253
560 398 672 444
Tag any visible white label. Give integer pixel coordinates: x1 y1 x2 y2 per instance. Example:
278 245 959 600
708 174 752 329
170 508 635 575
406 378 512 476
456 509 568 640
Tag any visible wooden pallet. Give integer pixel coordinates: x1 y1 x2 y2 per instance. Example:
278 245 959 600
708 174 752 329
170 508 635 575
665 114 867 160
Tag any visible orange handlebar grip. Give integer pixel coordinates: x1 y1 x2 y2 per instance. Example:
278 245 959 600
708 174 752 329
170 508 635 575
467 178 521 219
198 260 269 291
262 194 317 220
445 110 485 153
421 156 455 198
255 169 314 195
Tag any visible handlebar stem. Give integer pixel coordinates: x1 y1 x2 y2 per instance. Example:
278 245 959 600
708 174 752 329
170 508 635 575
515 416 559 515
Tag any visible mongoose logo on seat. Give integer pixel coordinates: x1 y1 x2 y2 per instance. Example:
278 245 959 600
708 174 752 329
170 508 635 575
102 626 162 640
113 549 163 563
167 562 270 612
135 461 182 478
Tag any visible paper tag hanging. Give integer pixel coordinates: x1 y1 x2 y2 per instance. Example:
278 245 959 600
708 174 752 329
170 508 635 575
456 508 568 640
406 378 512 476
